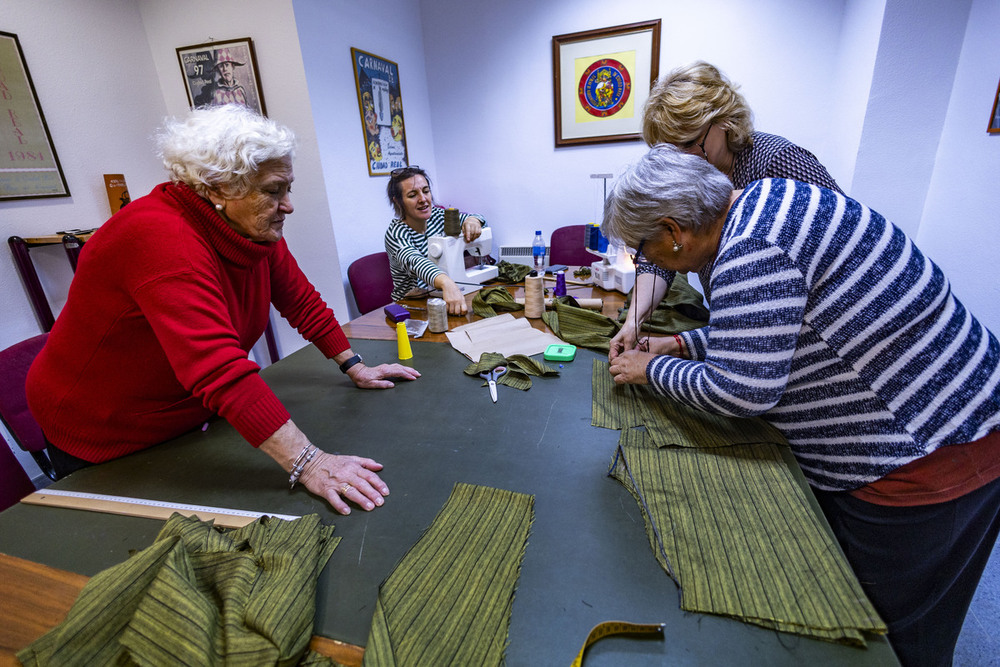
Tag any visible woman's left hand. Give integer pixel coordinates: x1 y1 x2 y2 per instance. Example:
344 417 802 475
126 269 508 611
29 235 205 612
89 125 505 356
300 452 389 515
462 217 484 243
608 349 655 385
348 362 420 389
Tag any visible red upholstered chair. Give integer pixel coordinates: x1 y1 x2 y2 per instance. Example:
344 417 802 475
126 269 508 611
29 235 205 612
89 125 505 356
348 252 394 315
1 438 36 511
549 225 594 267
0 333 56 481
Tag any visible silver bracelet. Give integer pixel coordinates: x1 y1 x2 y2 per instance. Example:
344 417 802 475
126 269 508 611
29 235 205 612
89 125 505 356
288 444 317 489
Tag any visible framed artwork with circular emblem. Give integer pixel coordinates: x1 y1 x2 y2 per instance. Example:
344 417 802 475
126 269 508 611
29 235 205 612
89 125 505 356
552 20 660 147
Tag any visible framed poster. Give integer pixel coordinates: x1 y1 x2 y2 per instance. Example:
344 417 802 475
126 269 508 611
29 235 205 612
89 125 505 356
0 30 70 200
176 38 266 115
552 20 661 147
989 76 1000 134
351 48 409 176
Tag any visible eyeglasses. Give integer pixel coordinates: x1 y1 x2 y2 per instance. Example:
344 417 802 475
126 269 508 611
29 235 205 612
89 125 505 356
630 238 652 266
682 126 711 159
390 165 421 177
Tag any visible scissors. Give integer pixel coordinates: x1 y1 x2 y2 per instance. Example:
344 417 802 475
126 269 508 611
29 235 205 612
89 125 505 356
479 366 507 403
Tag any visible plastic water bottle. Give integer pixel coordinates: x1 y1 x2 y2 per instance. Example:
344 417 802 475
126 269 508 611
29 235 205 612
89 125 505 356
532 230 546 271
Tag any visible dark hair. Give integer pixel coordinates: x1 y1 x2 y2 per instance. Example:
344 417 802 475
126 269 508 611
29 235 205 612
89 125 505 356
386 166 431 218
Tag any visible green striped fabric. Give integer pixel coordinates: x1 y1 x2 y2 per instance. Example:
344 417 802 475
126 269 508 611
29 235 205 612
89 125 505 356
464 352 559 392
472 286 524 318
19 513 339 666
593 361 886 645
363 482 534 666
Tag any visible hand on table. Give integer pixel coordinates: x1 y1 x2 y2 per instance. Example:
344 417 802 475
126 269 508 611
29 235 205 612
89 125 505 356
609 320 646 362
348 362 421 389
440 279 468 315
301 452 388 515
608 349 656 385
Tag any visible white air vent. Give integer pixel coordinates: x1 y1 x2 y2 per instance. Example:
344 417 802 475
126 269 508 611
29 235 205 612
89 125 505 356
498 245 548 266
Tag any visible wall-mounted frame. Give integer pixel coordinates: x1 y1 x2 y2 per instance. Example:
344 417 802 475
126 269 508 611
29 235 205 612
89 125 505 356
988 76 1000 134
0 30 70 200
351 48 409 176
552 20 660 147
176 37 266 115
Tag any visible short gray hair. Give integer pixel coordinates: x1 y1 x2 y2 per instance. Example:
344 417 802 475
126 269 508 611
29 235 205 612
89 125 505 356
602 143 733 248
155 104 296 199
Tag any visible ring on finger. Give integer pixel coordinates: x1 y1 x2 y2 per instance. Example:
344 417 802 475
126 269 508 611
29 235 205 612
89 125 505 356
341 482 353 494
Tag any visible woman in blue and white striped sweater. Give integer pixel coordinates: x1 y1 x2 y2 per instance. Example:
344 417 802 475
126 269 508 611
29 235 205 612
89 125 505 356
604 143 1000 667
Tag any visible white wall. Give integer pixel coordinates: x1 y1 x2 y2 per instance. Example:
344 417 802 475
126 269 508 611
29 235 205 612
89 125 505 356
916 0 1000 333
411 0 860 256
0 0 166 350
292 0 438 316
137 0 347 358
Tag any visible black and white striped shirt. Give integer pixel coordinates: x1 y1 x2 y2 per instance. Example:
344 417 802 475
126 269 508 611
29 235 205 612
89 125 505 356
649 179 1000 491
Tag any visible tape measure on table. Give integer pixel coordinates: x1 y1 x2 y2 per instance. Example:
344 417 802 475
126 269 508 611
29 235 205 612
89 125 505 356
21 489 300 528
571 620 665 666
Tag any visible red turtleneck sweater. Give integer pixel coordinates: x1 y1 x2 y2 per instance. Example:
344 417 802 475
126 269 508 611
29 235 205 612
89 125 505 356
27 182 350 462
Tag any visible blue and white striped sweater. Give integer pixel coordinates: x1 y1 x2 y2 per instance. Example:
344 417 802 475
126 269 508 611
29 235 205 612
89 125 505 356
648 179 1000 491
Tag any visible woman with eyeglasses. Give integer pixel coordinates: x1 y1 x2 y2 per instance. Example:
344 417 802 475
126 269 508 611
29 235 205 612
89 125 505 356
384 166 487 315
604 143 1000 667
28 105 418 515
610 61 842 362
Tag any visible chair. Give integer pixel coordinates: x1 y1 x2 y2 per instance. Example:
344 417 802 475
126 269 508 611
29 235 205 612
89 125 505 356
348 252 394 315
1 438 36 511
549 225 594 266
0 333 56 481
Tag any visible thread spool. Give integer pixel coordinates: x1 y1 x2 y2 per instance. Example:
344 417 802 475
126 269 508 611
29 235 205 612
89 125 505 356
427 297 449 333
524 273 545 319
396 321 413 360
443 207 461 237
553 272 567 297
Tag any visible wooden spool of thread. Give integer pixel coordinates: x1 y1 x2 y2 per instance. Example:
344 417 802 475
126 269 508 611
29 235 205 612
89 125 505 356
427 297 449 333
524 273 545 319
443 207 461 236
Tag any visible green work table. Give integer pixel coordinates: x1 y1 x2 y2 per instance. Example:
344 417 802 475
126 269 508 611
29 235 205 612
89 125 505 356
0 339 896 665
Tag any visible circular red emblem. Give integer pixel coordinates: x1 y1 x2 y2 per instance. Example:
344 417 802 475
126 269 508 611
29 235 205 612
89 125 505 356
577 59 632 117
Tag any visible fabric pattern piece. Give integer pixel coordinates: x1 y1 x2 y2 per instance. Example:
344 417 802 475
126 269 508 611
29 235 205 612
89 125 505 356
19 513 339 666
363 482 534 667
593 360 886 645
464 351 559 392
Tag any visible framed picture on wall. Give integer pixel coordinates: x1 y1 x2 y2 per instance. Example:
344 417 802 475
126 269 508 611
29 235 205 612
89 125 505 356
176 37 267 115
0 30 71 200
351 48 409 176
988 76 1000 134
552 20 661 147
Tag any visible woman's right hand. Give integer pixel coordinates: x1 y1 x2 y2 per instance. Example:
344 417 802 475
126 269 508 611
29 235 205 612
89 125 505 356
437 275 468 315
609 320 642 361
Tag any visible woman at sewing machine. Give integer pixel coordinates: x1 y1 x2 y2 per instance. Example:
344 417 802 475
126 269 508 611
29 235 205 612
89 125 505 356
384 166 487 315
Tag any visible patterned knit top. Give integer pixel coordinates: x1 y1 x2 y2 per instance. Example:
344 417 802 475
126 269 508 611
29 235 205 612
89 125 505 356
637 131 842 285
648 179 1000 491
384 205 487 301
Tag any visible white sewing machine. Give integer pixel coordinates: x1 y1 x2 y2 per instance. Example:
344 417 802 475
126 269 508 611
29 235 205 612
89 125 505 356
427 226 499 294
585 223 635 294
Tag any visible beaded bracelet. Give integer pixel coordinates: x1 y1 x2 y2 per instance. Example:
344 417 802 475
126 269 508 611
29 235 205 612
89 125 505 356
288 444 317 489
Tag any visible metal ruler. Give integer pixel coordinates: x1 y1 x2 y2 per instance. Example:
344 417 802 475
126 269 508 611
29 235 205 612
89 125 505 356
21 489 300 529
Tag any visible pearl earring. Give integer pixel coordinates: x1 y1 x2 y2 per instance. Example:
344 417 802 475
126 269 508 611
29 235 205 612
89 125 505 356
672 241 683 252
215 203 223 211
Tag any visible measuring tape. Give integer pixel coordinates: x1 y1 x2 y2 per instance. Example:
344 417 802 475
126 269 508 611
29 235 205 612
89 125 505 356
21 489 300 529
571 620 665 666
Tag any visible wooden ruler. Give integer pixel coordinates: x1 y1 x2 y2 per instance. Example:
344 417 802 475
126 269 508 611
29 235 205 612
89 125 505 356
21 489 300 528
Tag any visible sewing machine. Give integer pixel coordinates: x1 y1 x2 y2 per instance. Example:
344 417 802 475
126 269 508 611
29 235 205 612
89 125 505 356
427 226 499 294
585 223 635 294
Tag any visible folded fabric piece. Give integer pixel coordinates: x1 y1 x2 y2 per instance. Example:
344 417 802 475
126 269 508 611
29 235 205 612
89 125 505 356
19 513 339 667
495 260 533 285
464 351 560 391
592 360 886 646
472 286 524 318
363 482 534 667
617 273 710 334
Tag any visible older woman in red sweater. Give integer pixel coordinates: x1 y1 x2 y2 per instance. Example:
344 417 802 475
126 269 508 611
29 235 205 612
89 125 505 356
27 105 419 515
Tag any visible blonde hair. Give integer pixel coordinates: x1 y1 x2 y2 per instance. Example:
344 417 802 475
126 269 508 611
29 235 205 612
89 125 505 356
156 104 296 199
641 61 754 154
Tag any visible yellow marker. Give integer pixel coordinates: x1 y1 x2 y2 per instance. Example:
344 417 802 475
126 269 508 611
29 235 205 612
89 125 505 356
571 621 665 666
396 321 412 360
